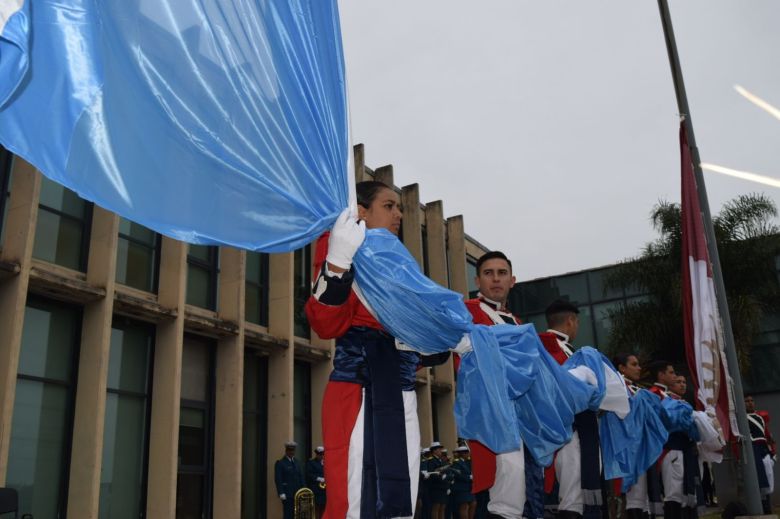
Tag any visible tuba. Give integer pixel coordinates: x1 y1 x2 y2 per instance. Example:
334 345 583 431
294 487 315 519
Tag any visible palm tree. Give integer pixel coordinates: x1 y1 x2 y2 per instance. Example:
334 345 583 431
605 193 780 373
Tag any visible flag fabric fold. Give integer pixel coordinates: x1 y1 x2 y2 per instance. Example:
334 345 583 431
0 0 349 252
679 123 739 440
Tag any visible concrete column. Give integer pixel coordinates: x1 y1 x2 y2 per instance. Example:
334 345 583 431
374 165 394 187
213 247 245 518
309 335 334 451
267 252 295 519
353 144 366 183
416 377 433 447
446 216 468 298
400 184 423 264
0 160 40 484
423 201 457 449
146 237 188 519
67 206 119 518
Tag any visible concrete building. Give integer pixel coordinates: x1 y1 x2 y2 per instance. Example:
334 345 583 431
0 144 489 519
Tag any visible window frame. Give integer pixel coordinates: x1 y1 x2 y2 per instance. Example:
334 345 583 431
116 220 162 293
35 178 94 272
186 245 220 311
0 147 12 243
245 252 270 327
13 297 82 518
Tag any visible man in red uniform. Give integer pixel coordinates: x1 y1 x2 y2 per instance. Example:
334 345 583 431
746 394 776 513
538 300 603 519
462 251 544 519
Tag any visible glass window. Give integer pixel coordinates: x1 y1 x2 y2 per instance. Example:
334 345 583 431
466 258 478 299
522 313 548 334
431 393 440 443
571 305 596 350
177 336 214 518
32 176 92 271
592 301 625 349
186 245 219 310
0 146 12 245
587 268 624 303
99 320 154 519
245 252 269 326
242 354 269 519
293 361 311 462
116 218 160 293
6 298 80 519
294 246 311 339
519 273 589 314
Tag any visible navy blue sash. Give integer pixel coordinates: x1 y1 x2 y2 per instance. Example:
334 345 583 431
360 330 412 518
575 410 603 519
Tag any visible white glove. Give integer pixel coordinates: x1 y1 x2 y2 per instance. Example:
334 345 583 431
441 474 447 480
447 489 451 495
280 494 286 501
422 470 431 479
469 475 473 480
326 208 366 270
451 333 472 355
317 477 325 483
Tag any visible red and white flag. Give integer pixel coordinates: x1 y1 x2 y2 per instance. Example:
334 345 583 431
680 122 740 444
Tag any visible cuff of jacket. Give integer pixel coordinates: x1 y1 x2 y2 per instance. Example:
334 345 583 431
312 264 354 306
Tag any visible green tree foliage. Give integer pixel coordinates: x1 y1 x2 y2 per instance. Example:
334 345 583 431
605 193 780 372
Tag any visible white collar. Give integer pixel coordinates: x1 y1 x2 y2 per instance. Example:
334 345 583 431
478 293 509 312
653 382 668 391
547 329 570 343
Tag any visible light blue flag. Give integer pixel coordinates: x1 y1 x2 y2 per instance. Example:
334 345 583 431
0 0 348 251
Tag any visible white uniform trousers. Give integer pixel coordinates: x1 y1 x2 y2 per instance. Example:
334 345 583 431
626 472 649 512
764 454 775 495
555 431 583 514
660 450 684 504
488 449 526 518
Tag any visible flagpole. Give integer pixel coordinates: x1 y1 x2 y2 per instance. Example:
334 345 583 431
657 0 763 514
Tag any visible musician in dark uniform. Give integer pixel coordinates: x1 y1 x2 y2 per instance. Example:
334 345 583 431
746 394 776 513
452 445 476 519
306 446 326 518
427 442 451 519
275 441 305 519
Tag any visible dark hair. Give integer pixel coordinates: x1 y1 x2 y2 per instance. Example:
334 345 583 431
645 360 674 382
356 181 392 208
612 352 636 369
476 251 512 275
545 299 579 328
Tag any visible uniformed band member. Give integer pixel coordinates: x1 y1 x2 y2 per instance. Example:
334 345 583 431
462 251 544 519
539 299 602 519
613 353 650 519
647 361 700 519
275 441 305 519
426 442 451 519
746 394 776 513
307 446 327 518
452 445 477 519
305 181 452 518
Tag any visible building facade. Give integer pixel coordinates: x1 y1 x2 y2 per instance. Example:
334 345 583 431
0 144 488 519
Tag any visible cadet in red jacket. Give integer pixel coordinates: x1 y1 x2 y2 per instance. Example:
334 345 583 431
305 181 449 519
462 251 544 519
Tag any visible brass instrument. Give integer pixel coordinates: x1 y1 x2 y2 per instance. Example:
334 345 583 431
294 487 315 519
318 479 326 490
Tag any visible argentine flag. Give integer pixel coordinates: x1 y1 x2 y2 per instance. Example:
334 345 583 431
0 0 349 252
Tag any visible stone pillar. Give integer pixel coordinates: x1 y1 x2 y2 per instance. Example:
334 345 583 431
213 247 245 518
424 201 457 449
0 160 40 484
66 206 119 518
374 165 394 187
267 252 295 519
146 237 187 519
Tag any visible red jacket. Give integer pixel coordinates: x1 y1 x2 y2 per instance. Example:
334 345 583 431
462 297 521 494
304 233 383 339
538 332 569 366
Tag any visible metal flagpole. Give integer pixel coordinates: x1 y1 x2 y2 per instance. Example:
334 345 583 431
656 0 764 514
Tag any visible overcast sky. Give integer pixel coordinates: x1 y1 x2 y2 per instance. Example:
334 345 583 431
337 1 780 281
